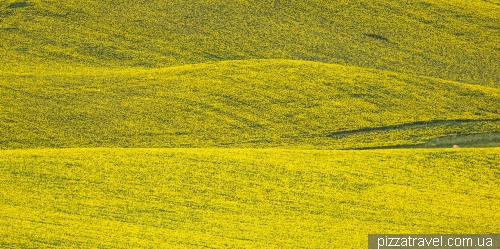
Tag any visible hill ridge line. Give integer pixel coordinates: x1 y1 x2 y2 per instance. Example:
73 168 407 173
2 58 498 93
0 59 347 76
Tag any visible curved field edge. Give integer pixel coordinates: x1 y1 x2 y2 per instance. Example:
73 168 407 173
1 0 499 87
1 59 500 149
0 148 499 248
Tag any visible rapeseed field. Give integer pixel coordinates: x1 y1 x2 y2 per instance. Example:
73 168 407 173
0 148 499 248
1 0 499 87
1 0 500 248
2 60 500 149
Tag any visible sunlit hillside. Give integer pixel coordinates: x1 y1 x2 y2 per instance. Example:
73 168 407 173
1 0 499 87
2 59 500 149
1 1 500 248
1 148 499 248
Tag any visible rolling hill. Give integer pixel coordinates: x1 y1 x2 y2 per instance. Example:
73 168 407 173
1 0 500 248
2 59 500 149
1 0 499 87
2 0 499 148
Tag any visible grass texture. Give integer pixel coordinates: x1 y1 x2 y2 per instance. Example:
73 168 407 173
1 148 499 248
419 133 500 148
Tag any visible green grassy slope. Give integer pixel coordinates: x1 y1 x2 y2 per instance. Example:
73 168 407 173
418 133 500 148
2 59 500 149
1 0 499 87
1 148 499 248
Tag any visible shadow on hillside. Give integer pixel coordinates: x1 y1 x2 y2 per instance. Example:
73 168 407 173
364 33 390 42
8 1 30 9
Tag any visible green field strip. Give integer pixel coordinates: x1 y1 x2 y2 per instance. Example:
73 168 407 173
328 119 500 137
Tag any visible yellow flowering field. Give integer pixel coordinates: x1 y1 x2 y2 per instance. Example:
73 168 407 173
0 148 498 248
1 0 499 87
2 59 500 149
1 0 500 248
